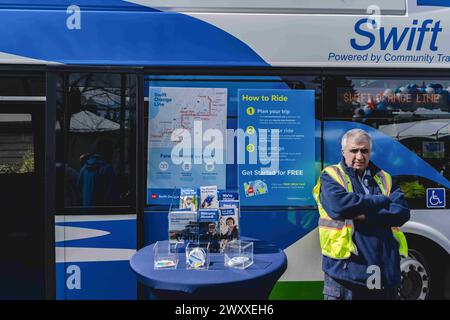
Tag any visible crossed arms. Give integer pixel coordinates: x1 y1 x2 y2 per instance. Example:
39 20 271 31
319 173 410 227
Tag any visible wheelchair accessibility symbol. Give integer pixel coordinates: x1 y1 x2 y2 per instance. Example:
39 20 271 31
426 188 446 208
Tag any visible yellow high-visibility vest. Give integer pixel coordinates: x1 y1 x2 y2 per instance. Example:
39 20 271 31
312 163 408 259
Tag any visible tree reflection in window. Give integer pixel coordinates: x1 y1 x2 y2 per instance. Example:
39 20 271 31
56 73 135 209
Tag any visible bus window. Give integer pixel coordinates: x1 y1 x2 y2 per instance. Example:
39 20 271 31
0 73 44 97
324 76 450 209
0 113 34 174
55 73 136 212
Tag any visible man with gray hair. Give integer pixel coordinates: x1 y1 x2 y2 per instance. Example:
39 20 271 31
313 128 410 300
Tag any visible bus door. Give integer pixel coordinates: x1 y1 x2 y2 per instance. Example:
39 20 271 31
0 102 46 299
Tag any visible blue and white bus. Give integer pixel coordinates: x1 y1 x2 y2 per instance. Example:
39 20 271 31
0 0 449 300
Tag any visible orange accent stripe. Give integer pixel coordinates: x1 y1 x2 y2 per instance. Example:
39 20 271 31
331 166 347 189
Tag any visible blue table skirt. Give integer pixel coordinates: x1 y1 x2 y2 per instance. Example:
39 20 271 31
130 239 287 300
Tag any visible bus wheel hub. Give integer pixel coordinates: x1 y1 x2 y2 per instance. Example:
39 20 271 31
400 257 429 300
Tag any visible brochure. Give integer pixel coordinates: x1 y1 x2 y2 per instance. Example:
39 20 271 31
219 207 240 252
179 187 198 211
168 211 198 243
219 191 239 201
219 200 240 218
198 209 220 253
200 185 219 209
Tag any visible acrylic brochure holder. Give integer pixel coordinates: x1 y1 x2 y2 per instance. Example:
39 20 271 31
161 187 246 271
153 241 179 269
168 186 179 212
153 188 181 269
185 242 211 270
224 240 254 269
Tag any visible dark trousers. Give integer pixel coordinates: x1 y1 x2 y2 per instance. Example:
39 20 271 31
323 273 399 300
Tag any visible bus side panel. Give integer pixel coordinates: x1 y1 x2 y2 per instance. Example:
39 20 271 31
56 262 66 300
55 215 137 300
0 8 268 67
63 261 136 300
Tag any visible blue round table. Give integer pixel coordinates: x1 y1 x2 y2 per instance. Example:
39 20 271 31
130 239 287 300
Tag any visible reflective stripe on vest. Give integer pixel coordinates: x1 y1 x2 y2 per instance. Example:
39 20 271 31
373 171 408 258
313 164 408 259
373 170 392 196
319 218 346 229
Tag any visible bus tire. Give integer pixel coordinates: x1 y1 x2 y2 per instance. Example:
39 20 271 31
401 235 448 300
400 249 430 300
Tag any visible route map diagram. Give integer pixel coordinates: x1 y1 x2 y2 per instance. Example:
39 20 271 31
149 87 227 148
147 87 228 192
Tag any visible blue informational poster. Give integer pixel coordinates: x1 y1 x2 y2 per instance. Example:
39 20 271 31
238 89 316 206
